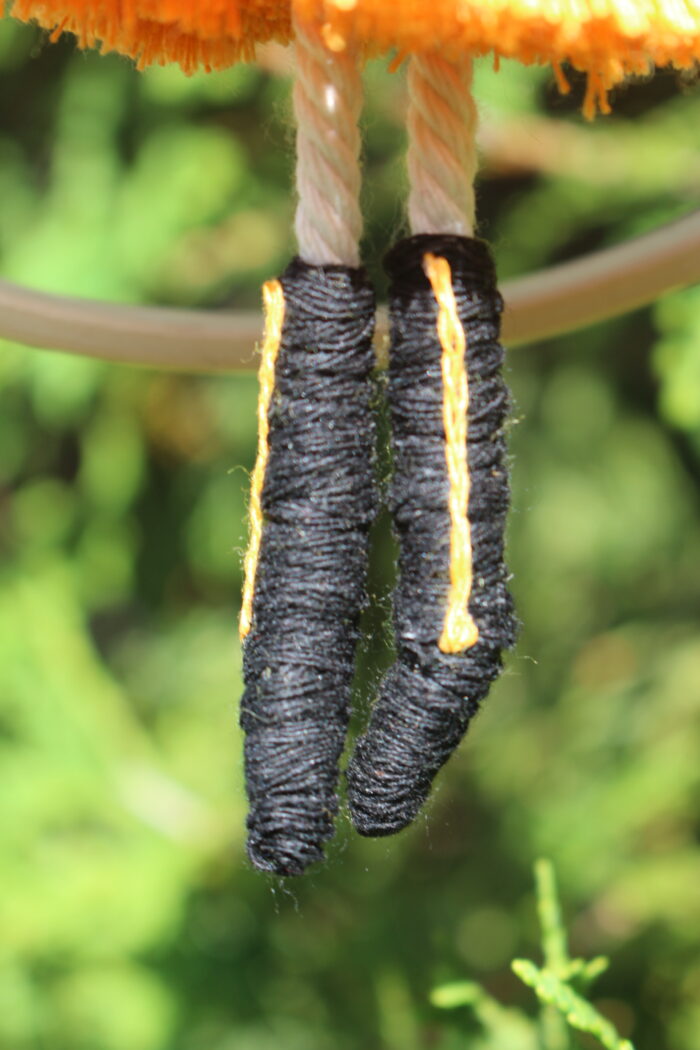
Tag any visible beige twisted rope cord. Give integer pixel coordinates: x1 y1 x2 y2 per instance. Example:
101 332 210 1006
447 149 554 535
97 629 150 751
292 16 364 266
407 52 478 237
0 210 698 373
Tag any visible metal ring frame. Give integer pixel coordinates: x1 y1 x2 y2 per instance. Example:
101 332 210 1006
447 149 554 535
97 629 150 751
0 210 698 373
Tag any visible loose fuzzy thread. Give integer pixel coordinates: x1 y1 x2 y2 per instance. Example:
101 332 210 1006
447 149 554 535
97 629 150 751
425 251 480 654
239 279 285 641
240 258 376 876
347 234 517 837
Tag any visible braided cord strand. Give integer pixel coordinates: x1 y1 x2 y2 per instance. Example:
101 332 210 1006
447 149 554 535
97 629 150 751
407 52 477 238
293 14 364 266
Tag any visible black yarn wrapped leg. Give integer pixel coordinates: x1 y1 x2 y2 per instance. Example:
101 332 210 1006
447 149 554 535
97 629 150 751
240 258 376 876
347 235 517 837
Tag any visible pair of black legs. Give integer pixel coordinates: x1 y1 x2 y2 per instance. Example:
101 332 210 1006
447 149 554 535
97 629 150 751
240 234 517 876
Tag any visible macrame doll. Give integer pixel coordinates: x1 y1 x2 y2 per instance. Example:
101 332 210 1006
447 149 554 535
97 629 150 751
11 0 700 876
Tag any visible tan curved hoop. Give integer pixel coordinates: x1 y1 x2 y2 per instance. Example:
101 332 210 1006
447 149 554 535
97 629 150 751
0 210 698 373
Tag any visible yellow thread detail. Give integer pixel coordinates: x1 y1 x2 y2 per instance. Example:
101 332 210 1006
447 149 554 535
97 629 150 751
424 253 480 655
239 279 285 641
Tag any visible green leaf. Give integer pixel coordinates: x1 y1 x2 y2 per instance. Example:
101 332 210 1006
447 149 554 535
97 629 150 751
512 960 635 1050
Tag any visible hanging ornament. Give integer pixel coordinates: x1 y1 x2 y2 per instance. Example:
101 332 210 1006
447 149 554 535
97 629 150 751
9 0 700 875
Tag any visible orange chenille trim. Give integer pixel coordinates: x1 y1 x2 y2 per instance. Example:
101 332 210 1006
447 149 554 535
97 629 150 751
239 279 285 641
424 253 479 655
11 0 293 72
11 0 700 105
306 0 700 117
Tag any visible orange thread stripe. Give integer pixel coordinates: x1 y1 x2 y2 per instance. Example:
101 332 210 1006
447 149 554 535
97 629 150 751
424 253 479 654
239 279 285 640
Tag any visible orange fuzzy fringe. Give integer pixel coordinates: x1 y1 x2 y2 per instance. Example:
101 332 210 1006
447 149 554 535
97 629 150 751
11 0 293 72
11 0 700 113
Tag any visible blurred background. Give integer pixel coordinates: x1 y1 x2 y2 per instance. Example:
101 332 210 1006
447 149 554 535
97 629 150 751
0 14 699 1049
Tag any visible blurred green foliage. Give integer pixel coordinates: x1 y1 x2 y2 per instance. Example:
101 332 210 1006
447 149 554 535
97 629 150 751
0 14 699 1050
432 860 633 1050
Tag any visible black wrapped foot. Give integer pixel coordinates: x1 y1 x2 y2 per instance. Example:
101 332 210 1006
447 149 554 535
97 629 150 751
347 235 517 837
241 259 377 874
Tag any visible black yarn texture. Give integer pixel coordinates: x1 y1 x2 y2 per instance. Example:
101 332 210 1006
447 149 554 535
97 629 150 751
240 257 376 876
347 234 517 837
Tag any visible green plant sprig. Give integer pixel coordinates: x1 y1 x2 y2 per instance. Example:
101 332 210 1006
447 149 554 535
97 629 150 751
431 860 636 1050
